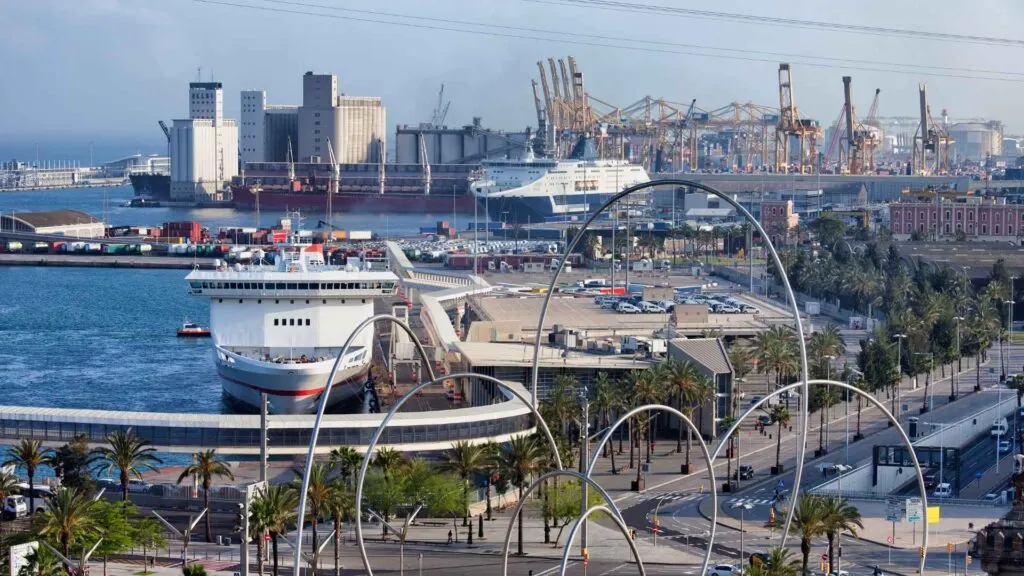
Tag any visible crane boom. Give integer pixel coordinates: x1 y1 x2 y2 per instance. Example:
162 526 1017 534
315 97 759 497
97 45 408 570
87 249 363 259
419 133 431 196
557 59 572 111
537 62 554 135
158 121 171 143
326 138 338 227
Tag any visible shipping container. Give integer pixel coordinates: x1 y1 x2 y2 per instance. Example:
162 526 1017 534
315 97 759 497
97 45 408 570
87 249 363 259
349 230 373 241
5 241 22 252
33 242 49 253
103 244 128 254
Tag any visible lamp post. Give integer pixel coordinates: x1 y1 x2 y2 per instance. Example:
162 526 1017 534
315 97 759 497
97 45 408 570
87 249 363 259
732 502 754 565
824 355 836 451
915 352 934 413
952 317 964 400
893 334 907 424
833 463 852 573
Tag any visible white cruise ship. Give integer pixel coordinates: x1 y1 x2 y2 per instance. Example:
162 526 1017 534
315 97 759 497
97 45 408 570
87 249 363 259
470 139 649 223
185 234 398 414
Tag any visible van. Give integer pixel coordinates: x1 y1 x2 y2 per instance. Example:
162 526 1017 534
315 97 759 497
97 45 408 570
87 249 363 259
933 483 953 498
991 418 1009 437
2 495 27 520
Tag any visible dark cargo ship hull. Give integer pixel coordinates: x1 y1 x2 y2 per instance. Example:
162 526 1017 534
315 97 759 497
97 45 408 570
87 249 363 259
231 185 477 214
129 173 171 200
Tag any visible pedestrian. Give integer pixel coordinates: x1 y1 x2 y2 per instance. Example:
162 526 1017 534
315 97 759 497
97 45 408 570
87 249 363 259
447 529 453 544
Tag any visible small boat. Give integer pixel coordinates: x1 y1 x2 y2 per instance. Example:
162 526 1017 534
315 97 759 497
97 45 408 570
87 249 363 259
176 321 211 337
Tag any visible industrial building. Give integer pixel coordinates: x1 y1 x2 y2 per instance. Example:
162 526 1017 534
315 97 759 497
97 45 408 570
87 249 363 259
169 82 238 201
240 90 299 164
296 71 386 164
948 121 1004 162
667 338 735 440
0 210 105 237
100 154 169 178
395 120 533 165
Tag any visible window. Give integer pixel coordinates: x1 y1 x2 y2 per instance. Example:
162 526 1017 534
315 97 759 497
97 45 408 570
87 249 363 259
305 319 311 326
274 319 279 326
289 319 295 326
982 225 988 235
1011 226 1015 236
969 212 974 221
996 225 1001 234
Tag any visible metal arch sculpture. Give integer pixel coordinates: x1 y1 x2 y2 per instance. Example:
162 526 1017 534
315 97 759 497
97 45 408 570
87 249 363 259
529 179 811 542
353 372 564 576
558 505 646 576
713 378 929 575
586 404 717 576
293 313 435 576
500 469 628 576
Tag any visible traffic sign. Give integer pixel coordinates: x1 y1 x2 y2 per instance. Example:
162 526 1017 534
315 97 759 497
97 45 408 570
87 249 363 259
885 496 902 522
777 479 785 489
906 497 923 524
887 536 894 544
821 553 829 562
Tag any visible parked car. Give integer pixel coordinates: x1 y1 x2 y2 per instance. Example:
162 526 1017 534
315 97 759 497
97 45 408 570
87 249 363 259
638 301 666 313
733 465 754 480
923 473 938 490
128 479 152 494
616 302 641 314
714 304 742 314
707 564 740 576
933 482 953 498
739 304 760 314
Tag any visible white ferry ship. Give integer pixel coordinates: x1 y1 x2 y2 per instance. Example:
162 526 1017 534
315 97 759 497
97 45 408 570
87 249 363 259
470 139 649 223
185 234 398 414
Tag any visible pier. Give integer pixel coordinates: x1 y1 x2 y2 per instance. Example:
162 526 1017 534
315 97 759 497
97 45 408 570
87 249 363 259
0 252 218 270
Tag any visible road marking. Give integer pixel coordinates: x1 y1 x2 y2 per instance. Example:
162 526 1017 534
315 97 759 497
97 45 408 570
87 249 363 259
536 561 577 576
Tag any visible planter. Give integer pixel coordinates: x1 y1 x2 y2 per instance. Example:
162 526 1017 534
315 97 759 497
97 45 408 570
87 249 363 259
920 406 929 414
771 464 784 475
722 482 733 493
853 433 864 441
949 394 957 402
680 463 691 475
631 479 645 492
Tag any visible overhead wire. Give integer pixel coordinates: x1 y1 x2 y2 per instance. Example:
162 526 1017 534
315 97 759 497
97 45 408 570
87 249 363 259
526 0 1024 48
188 0 1024 83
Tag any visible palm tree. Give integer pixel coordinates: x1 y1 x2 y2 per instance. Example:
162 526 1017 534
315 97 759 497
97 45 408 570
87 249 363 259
762 547 801 576
438 441 488 526
682 376 713 474
248 488 274 576
18 545 63 576
373 447 405 481
498 435 546 556
821 496 863 573
719 416 737 491
4 439 52 516
90 429 162 502
793 492 827 575
261 483 299 576
294 463 332 571
328 446 363 489
769 404 791 474
481 441 501 520
666 359 699 453
325 482 353 576
176 449 235 542
38 487 99 557
729 345 755 382
590 372 619 473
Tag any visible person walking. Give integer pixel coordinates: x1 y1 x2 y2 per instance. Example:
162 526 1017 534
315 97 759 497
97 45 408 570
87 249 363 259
447 530 453 544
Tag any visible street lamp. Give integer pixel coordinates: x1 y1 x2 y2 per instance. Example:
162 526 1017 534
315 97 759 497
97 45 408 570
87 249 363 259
832 464 853 573
823 355 836 450
915 352 934 413
893 334 908 425
952 317 965 400
1005 298 1015 383
732 502 754 566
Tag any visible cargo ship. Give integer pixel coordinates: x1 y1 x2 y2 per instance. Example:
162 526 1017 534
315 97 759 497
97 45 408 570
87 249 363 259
230 161 477 213
129 173 171 201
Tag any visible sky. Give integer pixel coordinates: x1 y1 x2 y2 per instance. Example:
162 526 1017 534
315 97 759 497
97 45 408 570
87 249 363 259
2 0 1024 160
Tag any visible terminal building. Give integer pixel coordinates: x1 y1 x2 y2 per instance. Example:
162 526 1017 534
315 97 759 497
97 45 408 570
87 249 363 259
0 210 105 237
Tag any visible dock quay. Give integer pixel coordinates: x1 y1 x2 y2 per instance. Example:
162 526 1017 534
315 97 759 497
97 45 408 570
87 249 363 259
0 252 218 270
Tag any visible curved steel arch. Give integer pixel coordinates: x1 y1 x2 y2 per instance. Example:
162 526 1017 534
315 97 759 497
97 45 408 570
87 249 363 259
353 372 564 576
529 179 810 542
558 505 646 576
712 378 929 575
587 404 716 576
293 313 435 576
500 469 625 576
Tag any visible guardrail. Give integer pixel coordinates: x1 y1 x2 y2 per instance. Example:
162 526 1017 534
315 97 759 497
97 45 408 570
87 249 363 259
812 489 1004 507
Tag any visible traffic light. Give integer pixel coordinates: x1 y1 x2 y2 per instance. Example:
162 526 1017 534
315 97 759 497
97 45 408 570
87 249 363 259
947 543 954 553
966 554 973 565
918 546 925 558
582 547 589 566
233 502 245 533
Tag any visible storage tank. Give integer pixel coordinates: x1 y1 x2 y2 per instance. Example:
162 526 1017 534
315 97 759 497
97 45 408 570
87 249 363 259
948 121 1003 162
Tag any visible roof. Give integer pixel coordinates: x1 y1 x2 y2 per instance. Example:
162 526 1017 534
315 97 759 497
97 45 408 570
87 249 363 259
7 210 101 228
668 338 733 374
684 208 735 218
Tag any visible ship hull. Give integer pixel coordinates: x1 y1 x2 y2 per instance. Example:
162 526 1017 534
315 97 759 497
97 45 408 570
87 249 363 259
476 192 621 223
214 346 369 414
232 185 477 214
129 173 171 201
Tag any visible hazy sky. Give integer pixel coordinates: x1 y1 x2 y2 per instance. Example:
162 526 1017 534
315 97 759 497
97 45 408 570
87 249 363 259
3 0 1024 145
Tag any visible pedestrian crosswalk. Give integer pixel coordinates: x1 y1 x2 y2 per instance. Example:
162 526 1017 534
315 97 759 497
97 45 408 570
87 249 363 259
726 496 776 506
636 490 704 503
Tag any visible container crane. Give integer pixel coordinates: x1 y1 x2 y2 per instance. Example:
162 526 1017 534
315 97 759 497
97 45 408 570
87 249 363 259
536 61 555 154
531 79 548 157
774 63 820 174
326 138 339 228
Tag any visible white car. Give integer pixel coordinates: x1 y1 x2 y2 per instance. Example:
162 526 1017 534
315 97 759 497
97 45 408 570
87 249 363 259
128 479 152 494
638 301 666 313
616 302 641 314
933 482 953 498
2 495 27 520
999 439 1011 454
714 304 741 314
707 564 740 576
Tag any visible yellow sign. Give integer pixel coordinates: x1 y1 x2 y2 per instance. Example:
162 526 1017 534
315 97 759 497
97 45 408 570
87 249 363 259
927 506 941 524
947 543 954 553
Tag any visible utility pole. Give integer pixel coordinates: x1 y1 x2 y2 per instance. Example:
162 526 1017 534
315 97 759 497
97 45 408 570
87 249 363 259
259 392 269 482
578 388 590 555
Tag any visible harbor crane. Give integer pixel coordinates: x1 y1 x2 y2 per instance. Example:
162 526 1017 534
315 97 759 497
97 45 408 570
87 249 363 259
430 84 450 127
913 84 954 174
158 120 171 142
774 63 821 174
531 79 548 157
326 138 339 227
